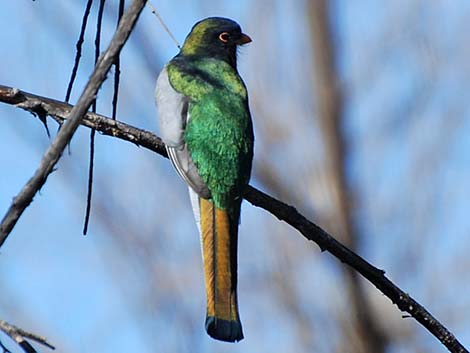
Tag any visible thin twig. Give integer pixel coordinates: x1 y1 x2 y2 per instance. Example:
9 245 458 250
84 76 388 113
65 0 93 103
0 84 467 353
146 1 181 49
0 339 11 353
83 0 106 235
112 0 126 121
0 320 55 353
83 128 96 235
0 0 147 247
92 0 107 112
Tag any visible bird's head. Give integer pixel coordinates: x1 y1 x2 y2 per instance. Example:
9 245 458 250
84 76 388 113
180 17 252 68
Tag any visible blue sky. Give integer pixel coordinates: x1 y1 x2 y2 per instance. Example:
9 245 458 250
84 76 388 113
1 1 470 353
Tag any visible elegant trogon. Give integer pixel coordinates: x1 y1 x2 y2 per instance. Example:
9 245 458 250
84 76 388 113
155 17 254 342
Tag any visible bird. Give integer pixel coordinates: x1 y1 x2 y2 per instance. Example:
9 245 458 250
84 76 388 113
155 17 254 342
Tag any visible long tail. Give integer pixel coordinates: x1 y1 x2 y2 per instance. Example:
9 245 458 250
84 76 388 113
193 193 243 342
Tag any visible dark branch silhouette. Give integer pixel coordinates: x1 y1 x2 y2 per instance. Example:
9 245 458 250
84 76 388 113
0 84 467 353
0 0 147 249
112 0 126 121
83 0 107 236
0 319 55 353
65 0 93 103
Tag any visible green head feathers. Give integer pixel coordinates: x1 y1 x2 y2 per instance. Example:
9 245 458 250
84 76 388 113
180 17 251 68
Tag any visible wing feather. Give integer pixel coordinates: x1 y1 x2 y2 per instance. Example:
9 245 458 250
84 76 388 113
155 66 186 148
156 65 211 199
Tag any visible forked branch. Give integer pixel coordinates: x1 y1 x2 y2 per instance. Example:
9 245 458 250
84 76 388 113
0 84 467 353
0 0 147 248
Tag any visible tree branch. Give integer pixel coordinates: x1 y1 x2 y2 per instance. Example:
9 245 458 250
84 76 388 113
0 0 147 247
0 319 55 353
0 85 467 353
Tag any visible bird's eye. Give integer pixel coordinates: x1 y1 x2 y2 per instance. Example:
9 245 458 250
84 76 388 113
218 32 230 43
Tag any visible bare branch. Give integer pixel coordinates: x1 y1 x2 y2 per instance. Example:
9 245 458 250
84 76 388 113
0 85 167 156
0 0 147 247
0 319 55 353
65 0 93 103
0 85 467 353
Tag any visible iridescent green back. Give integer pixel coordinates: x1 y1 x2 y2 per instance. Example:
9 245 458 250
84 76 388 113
167 57 253 210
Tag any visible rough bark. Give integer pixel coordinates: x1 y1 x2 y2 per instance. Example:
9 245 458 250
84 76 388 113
0 0 147 247
0 84 467 353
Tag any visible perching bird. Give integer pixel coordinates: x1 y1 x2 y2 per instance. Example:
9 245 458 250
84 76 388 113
155 17 254 342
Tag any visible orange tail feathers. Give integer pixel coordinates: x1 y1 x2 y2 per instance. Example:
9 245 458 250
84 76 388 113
199 198 243 342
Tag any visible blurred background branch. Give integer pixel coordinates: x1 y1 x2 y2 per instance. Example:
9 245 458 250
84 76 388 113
0 84 467 353
1 1 470 353
307 2 387 352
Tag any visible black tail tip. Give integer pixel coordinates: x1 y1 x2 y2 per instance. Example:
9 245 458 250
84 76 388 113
205 316 244 342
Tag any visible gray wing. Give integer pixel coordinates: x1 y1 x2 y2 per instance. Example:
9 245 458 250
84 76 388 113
155 66 211 199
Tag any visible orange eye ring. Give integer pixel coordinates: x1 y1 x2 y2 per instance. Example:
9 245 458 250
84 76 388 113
219 32 230 43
